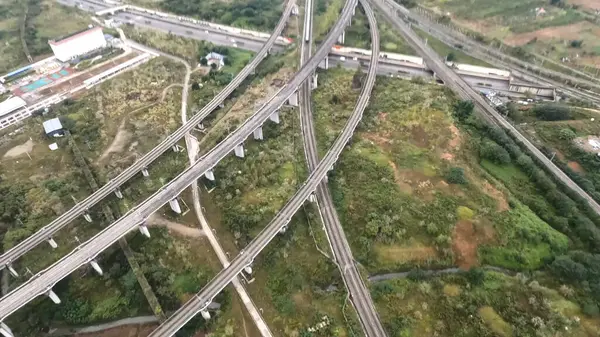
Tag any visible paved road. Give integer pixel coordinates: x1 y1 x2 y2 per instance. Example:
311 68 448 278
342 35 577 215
0 0 349 324
146 0 360 335
0 0 294 274
384 1 600 104
371 0 600 218
298 0 386 336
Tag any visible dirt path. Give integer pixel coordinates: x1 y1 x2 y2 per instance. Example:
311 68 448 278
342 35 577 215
160 83 183 102
148 214 205 238
96 118 131 165
368 265 515 282
3 139 34 158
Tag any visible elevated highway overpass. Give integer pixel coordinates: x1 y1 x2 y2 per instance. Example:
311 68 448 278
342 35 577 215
0 0 295 275
0 0 357 331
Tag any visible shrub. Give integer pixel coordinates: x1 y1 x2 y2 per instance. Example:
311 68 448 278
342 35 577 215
558 128 576 141
533 104 571 121
446 167 467 184
453 100 474 122
480 140 511 164
457 206 475 220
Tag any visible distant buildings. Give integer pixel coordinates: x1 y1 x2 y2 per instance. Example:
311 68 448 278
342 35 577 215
43 118 64 137
205 52 225 70
0 97 27 118
49 26 107 62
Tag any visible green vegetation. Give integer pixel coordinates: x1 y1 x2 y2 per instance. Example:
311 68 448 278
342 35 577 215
372 271 600 336
160 0 283 30
414 27 493 67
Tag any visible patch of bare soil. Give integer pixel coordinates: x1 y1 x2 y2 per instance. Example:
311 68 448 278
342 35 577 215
441 125 461 161
504 22 600 46
568 161 585 173
148 214 205 238
97 118 132 166
410 125 429 148
389 160 413 194
452 220 496 270
3 139 34 158
482 181 509 211
569 0 600 10
363 132 394 150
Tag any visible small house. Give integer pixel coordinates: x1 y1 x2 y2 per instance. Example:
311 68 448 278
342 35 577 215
205 52 225 70
43 117 64 137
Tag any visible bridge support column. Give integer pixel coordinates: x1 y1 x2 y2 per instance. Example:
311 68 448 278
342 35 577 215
253 127 263 140
172 145 184 152
0 322 14 337
324 56 329 70
138 224 151 238
201 310 211 320
279 225 288 234
312 73 318 90
83 213 92 223
234 144 245 158
288 91 298 106
169 199 182 214
244 265 253 275
337 30 345 44
90 260 103 276
47 289 61 304
197 123 205 131
219 102 225 109
269 110 280 124
308 193 316 203
7 264 18 278
205 169 215 181
141 168 150 177
48 237 58 249
115 189 123 199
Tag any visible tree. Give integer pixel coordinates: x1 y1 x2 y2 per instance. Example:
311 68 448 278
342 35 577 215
480 140 511 164
446 52 456 62
465 267 485 285
549 256 587 282
446 167 467 185
453 100 474 122
533 104 571 121
210 62 217 70
558 128 576 141
570 40 584 48
191 82 200 90
199 57 208 66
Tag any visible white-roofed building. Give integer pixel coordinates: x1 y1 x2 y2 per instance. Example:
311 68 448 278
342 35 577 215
205 52 225 70
0 96 27 117
49 26 107 62
43 117 64 137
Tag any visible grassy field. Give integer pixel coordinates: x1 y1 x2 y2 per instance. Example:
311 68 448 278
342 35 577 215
314 69 569 275
372 270 600 336
345 8 416 54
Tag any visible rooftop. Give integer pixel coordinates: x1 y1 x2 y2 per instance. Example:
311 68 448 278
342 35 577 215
49 26 102 46
43 118 63 134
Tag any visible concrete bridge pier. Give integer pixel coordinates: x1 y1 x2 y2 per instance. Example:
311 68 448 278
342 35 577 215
269 110 280 124
243 265 253 275
308 193 317 203
7 265 18 278
337 30 345 44
141 167 150 177
138 224 151 238
279 225 288 234
288 91 299 106
312 73 318 90
201 310 211 320
253 127 264 140
169 199 182 214
0 322 14 337
83 213 92 223
47 289 61 304
115 189 123 199
90 260 103 276
205 169 215 181
234 144 245 158
47 237 58 249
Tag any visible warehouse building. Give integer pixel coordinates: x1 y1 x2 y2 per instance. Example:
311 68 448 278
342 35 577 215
49 26 107 62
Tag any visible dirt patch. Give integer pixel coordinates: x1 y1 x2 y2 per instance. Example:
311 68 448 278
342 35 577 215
3 139 34 158
504 22 600 46
568 161 585 173
389 160 413 194
448 125 461 149
148 214 205 238
452 220 496 270
482 181 509 211
441 152 454 161
363 132 394 150
377 112 388 121
97 118 132 166
574 135 600 154
569 0 600 10
410 125 429 148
